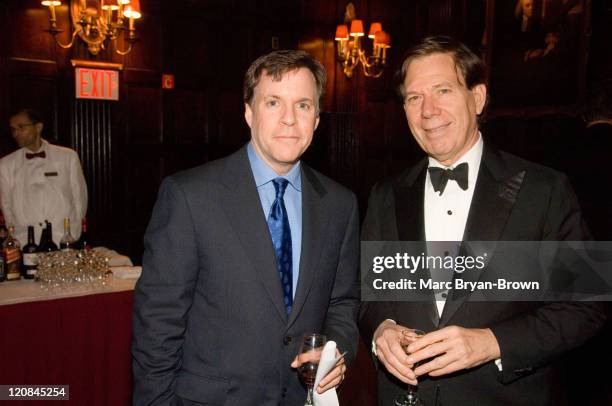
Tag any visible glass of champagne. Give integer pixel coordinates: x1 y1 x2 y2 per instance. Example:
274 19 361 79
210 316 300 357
394 329 426 406
297 333 327 406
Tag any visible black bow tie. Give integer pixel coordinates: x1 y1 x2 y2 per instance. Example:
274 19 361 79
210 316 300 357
428 162 469 194
25 151 46 159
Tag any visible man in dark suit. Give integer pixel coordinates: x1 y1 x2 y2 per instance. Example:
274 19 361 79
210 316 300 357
132 50 359 405
360 36 605 405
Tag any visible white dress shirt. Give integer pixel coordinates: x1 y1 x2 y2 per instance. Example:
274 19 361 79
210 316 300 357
247 143 302 297
424 134 483 316
0 139 88 245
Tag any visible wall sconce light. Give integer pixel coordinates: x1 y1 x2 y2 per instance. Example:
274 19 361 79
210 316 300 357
335 2 391 78
42 0 142 56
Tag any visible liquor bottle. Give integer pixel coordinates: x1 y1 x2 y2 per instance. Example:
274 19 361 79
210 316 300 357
22 226 39 279
78 217 91 250
39 221 58 252
38 222 48 248
3 225 22 281
59 218 76 251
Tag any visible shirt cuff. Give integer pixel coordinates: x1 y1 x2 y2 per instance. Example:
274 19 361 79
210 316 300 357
371 319 396 357
495 358 503 371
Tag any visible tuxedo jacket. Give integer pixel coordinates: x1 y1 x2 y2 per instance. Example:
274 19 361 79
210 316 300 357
360 144 605 406
132 146 360 406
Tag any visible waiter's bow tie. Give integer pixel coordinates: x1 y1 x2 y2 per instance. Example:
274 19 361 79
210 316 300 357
428 162 469 194
25 151 46 159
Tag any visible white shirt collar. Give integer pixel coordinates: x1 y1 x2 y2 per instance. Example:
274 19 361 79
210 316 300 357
427 132 483 192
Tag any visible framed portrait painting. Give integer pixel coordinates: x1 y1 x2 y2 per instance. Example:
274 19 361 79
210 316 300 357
485 0 591 114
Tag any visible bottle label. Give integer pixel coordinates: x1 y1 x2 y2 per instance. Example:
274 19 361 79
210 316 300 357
4 247 20 264
6 270 20 280
26 268 38 276
4 248 21 279
23 253 39 266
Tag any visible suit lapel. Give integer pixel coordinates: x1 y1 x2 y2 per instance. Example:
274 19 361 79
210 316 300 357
394 161 439 327
395 160 427 242
439 145 526 326
219 147 288 323
463 147 525 242
287 165 329 327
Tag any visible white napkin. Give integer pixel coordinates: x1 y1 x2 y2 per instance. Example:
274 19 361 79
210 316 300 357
111 266 142 279
312 341 340 406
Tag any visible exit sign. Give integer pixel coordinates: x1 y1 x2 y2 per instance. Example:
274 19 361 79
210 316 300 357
75 67 119 100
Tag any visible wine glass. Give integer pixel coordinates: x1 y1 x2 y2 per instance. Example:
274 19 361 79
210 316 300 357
297 333 327 406
394 329 426 406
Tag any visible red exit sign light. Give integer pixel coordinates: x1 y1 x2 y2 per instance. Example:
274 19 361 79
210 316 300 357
75 67 119 101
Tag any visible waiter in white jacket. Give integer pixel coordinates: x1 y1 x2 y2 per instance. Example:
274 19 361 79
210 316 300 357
0 109 87 245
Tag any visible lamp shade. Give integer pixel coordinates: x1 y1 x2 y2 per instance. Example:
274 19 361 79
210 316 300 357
41 0 61 5
123 0 141 18
102 0 119 10
335 24 349 40
349 19 364 36
85 0 100 16
374 30 391 47
368 22 382 39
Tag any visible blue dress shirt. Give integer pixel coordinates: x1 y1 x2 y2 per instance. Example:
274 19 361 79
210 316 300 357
247 143 302 298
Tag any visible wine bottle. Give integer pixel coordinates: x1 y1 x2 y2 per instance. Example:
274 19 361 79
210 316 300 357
22 226 39 279
38 222 47 247
79 217 91 250
59 218 76 251
39 221 58 252
3 225 22 281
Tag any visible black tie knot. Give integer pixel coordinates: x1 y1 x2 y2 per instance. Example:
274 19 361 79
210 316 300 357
428 162 469 194
272 178 289 199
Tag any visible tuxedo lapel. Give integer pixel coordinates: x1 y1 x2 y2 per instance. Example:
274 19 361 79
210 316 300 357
219 147 288 323
439 145 526 326
287 165 329 327
394 161 439 327
463 146 525 242
395 160 427 242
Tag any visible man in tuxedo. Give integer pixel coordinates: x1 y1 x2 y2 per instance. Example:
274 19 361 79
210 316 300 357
360 36 605 405
132 50 359 405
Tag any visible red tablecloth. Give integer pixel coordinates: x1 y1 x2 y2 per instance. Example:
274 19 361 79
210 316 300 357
0 290 133 405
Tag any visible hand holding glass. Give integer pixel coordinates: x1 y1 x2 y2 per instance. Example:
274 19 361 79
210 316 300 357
297 333 327 406
394 329 426 406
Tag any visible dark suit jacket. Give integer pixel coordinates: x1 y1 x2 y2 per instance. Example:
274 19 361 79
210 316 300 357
132 146 360 406
360 144 605 406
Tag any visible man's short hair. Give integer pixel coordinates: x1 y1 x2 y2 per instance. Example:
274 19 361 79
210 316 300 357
11 108 43 124
243 50 326 114
397 35 487 99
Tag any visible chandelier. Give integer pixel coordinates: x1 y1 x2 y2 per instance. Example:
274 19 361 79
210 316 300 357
334 3 391 78
41 0 142 56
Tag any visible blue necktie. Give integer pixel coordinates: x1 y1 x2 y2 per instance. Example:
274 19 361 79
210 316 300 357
267 178 293 315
